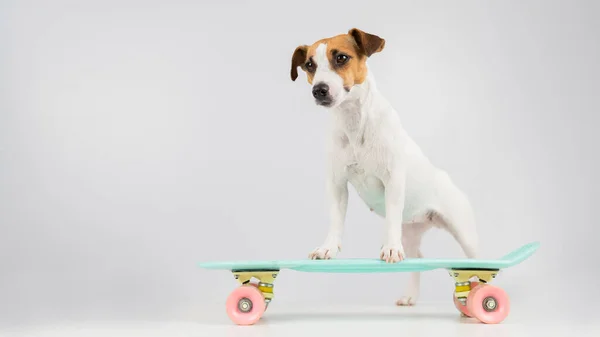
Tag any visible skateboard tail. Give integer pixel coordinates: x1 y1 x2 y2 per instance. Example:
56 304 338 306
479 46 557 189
499 241 540 265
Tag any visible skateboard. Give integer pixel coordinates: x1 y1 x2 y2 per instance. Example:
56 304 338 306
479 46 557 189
198 241 539 325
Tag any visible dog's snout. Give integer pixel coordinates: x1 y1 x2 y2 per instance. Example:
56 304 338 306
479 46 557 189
312 83 329 99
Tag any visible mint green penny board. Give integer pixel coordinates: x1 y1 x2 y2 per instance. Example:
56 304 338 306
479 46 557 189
199 242 539 325
198 241 539 273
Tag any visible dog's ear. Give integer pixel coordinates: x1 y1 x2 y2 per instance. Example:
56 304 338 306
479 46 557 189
290 45 308 81
348 28 385 57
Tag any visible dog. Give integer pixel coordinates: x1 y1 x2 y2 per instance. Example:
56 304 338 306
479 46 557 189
290 28 479 305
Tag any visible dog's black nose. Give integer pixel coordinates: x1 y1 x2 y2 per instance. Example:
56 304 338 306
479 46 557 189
312 83 329 98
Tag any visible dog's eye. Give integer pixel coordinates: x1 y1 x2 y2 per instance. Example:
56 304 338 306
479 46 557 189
305 61 315 71
336 54 349 65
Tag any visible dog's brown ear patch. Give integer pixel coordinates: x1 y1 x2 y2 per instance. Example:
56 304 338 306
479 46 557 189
348 28 385 57
290 45 308 81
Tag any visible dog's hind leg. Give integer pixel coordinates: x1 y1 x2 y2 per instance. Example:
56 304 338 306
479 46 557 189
437 191 479 259
396 222 430 306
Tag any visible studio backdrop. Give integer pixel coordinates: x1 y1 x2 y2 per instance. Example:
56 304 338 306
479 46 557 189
1 0 598 326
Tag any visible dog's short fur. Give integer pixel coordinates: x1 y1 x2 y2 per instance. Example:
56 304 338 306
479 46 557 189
290 28 479 305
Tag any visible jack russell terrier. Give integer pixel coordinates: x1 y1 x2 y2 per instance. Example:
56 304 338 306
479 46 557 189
290 28 479 305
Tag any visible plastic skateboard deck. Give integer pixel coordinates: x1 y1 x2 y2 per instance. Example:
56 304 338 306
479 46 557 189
199 241 540 325
199 241 539 273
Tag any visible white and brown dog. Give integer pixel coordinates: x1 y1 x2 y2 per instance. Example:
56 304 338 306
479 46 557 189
290 28 479 305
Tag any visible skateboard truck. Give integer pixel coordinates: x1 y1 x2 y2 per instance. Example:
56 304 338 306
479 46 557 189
232 269 280 306
449 269 498 305
448 268 504 319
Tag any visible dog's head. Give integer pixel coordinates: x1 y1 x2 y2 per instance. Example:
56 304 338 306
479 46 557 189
290 28 385 108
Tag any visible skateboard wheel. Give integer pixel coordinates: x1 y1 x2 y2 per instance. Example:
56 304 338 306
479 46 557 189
453 281 479 317
225 285 266 325
467 284 510 324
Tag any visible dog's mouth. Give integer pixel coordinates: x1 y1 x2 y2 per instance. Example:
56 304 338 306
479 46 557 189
316 99 333 107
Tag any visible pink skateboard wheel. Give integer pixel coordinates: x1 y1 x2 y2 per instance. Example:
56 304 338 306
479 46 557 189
225 285 266 325
467 284 510 324
453 281 479 317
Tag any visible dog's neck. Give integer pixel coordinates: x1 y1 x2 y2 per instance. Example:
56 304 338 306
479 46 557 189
329 69 385 143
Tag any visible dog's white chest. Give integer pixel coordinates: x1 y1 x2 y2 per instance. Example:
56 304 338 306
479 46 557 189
341 145 387 214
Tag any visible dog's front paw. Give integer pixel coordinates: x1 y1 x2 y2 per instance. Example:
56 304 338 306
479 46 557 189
379 244 405 263
309 244 340 260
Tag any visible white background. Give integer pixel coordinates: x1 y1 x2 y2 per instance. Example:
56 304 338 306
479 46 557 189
1 0 599 335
